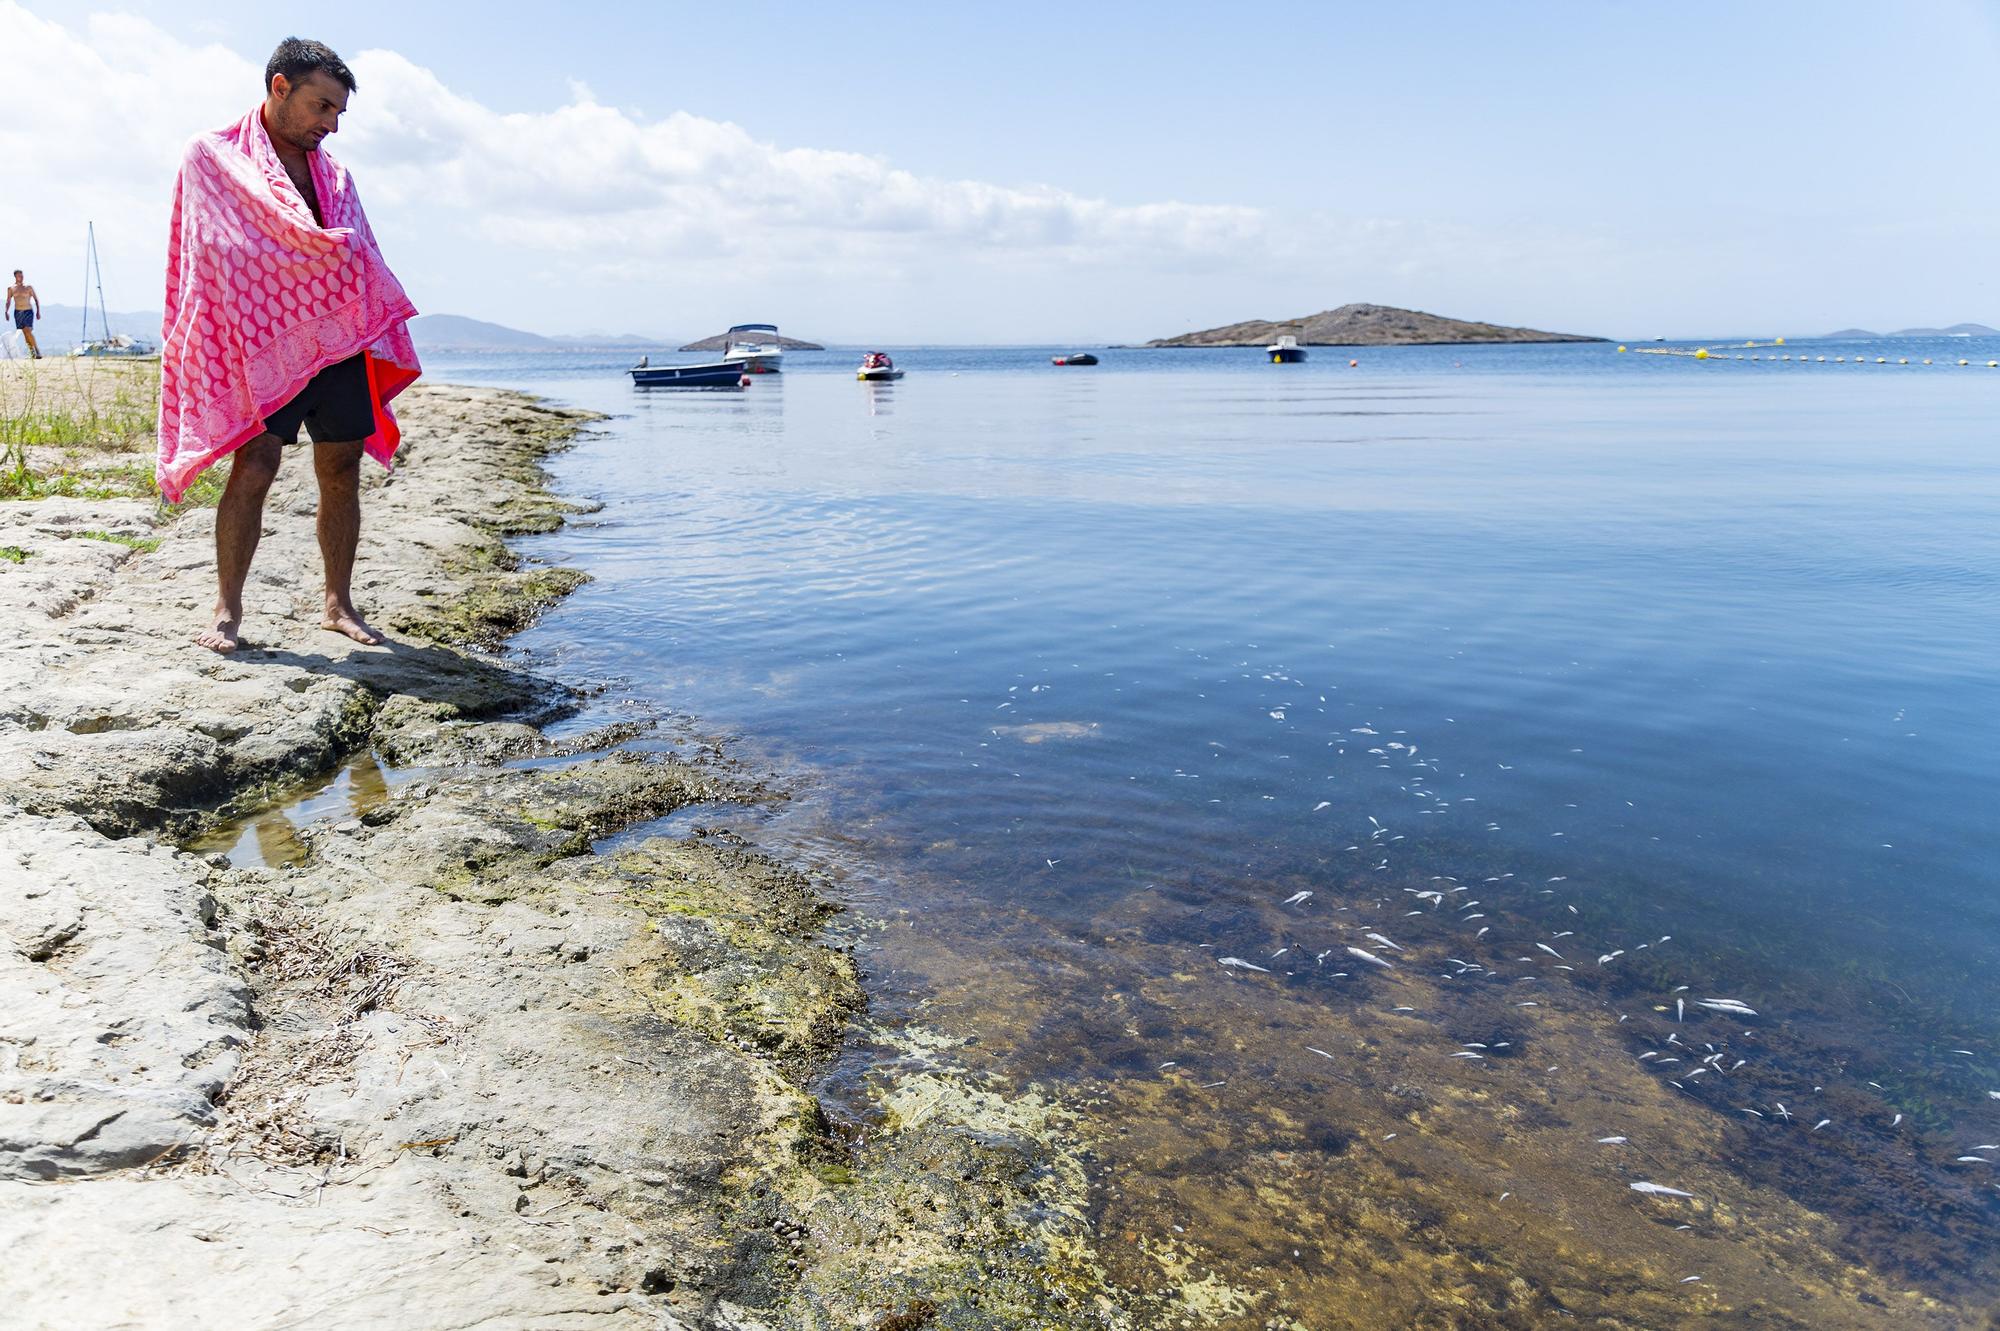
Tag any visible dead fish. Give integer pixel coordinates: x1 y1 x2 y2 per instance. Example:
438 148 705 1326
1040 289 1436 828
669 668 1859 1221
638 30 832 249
1364 932 1404 951
1218 957 1270 972
1282 891 1313 906
1450 1051 1485 1060
1535 943 1564 959
1346 946 1395 969
1597 1136 1629 1144
1630 1182 1696 1198
1696 999 1759 1018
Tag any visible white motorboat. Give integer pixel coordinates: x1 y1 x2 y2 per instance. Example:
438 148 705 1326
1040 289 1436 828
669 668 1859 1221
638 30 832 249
722 323 784 374
1266 334 1306 364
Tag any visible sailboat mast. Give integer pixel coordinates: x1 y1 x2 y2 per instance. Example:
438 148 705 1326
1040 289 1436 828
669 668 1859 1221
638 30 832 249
89 224 111 344
80 222 93 352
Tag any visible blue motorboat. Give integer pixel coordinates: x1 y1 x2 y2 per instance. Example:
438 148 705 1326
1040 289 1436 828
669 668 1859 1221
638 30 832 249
628 356 747 388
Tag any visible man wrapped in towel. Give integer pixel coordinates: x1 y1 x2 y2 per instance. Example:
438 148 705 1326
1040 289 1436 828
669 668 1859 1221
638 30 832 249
158 37 421 653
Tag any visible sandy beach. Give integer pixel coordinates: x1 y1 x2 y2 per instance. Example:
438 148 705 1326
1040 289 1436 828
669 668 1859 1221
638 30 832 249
0 373 1115 1330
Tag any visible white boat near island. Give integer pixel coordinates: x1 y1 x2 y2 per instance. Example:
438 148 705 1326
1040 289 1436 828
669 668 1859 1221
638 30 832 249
722 323 784 374
1267 334 1306 364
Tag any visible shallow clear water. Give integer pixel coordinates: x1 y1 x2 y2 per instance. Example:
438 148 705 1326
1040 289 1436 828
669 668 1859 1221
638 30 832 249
428 339 2000 1320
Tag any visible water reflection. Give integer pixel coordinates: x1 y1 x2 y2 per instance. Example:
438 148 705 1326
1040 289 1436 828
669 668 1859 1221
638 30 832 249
190 749 403 868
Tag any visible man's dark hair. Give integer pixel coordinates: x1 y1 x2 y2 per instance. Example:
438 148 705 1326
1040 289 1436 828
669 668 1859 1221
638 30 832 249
265 38 357 95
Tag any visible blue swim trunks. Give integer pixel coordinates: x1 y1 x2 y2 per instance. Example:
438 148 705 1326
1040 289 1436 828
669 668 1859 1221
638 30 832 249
10 309 30 330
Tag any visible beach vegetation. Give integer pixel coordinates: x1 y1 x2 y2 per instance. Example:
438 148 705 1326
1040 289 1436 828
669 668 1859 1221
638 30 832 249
73 529 163 553
0 359 222 508
0 545 27 563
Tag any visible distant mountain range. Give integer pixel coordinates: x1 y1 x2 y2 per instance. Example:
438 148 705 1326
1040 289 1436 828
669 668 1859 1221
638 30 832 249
1148 303 1602 347
1822 323 1997 339
408 314 657 351
15 302 163 350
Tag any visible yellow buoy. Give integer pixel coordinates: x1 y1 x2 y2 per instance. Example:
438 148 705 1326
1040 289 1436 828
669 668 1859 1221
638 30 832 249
1695 347 1709 359
1617 345 1627 352
1775 336 1785 345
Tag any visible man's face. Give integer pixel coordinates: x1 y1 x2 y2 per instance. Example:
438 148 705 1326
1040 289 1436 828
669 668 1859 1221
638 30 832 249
267 71 349 153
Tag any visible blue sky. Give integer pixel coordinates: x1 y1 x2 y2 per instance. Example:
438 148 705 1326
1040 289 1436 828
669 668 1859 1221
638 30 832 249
5 1 1997 342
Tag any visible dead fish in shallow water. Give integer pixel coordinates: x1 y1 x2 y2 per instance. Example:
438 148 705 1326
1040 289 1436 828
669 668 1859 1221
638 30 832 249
1217 957 1270 972
1364 932 1404 951
1282 891 1313 906
1597 1136 1629 1144
1695 999 1759 1018
1346 946 1395 969
1630 1182 1696 1198
1535 943 1564 959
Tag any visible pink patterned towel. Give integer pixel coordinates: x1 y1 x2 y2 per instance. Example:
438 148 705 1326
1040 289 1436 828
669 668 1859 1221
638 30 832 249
156 106 421 502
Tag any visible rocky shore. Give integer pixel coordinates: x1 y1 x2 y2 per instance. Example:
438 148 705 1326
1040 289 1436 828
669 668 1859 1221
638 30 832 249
0 381 1115 1330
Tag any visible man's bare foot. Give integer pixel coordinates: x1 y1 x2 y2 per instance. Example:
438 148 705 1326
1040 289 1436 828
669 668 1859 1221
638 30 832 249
195 613 242 654
322 605 385 646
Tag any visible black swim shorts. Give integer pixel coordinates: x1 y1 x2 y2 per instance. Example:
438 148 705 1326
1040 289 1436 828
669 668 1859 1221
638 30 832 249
263 354 373 445
11 309 30 330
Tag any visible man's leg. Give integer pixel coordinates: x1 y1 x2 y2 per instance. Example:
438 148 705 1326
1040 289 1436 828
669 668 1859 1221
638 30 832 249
197 436 283 653
21 324 38 358
313 441 384 645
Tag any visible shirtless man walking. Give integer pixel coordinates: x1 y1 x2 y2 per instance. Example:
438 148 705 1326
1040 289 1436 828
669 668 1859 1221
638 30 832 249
157 37 421 654
6 271 40 358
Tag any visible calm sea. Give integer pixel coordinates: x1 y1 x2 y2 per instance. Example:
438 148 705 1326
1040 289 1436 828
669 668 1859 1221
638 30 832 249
421 339 2000 1322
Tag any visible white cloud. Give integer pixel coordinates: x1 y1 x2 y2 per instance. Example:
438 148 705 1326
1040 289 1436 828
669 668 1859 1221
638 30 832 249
0 2 1627 341
338 47 1268 271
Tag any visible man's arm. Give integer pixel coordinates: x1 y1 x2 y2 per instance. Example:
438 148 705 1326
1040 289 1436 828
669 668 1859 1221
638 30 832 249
28 287 39 316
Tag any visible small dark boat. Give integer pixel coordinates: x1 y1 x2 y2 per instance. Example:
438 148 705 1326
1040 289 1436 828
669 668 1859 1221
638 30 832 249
629 356 748 388
1052 352 1098 366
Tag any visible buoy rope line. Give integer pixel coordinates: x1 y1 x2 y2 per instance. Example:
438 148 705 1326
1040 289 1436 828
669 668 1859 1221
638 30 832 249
1616 342 1996 367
